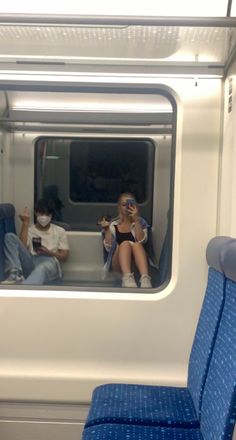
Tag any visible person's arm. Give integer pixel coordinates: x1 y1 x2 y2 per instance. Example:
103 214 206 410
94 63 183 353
38 247 69 262
19 207 30 247
103 228 113 249
133 217 146 242
99 217 113 250
128 205 146 242
55 249 69 262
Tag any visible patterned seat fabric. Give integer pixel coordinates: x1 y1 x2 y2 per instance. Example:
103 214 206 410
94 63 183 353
87 384 198 428
199 241 236 440
83 423 203 440
85 237 233 429
84 238 236 440
187 268 225 413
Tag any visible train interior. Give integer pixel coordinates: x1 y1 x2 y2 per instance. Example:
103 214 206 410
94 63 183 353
0 3 236 440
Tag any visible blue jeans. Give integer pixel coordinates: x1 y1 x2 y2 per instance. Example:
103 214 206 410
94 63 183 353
4 233 60 285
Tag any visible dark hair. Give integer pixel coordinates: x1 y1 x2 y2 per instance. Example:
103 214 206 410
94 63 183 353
42 185 64 221
34 199 54 215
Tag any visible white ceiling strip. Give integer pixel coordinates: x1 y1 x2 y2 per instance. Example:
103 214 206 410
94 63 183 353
0 0 229 18
231 0 236 16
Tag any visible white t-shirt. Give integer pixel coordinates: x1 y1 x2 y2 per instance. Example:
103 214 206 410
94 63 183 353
28 223 69 256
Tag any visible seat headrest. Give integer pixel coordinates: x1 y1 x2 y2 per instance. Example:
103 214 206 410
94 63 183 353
206 236 235 273
221 240 236 282
0 203 15 220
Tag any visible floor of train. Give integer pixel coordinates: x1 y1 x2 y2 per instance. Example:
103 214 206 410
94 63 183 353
52 266 160 288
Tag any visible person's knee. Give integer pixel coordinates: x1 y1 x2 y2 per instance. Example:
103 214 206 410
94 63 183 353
4 232 18 244
132 242 144 253
132 242 141 248
119 241 131 250
42 258 56 270
38 258 58 277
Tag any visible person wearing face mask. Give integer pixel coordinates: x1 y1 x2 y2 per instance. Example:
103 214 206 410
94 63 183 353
1 199 69 285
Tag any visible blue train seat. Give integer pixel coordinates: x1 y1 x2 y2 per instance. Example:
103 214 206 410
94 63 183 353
83 238 236 440
84 237 234 429
0 204 16 281
83 424 202 440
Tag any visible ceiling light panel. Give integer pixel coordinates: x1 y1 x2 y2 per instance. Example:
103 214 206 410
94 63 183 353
8 91 172 113
0 0 230 17
231 0 236 16
0 25 232 65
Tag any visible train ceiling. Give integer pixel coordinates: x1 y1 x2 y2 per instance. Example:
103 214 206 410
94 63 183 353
0 25 235 68
0 2 235 130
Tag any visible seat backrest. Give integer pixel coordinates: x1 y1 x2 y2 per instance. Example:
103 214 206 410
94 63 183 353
0 203 16 281
2 204 16 234
187 236 235 417
200 240 236 440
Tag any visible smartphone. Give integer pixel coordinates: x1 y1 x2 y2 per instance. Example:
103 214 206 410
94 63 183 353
126 199 136 207
32 237 42 251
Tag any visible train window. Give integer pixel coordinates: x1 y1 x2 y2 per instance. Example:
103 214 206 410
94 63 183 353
70 139 151 204
35 137 155 230
30 85 175 292
34 131 173 290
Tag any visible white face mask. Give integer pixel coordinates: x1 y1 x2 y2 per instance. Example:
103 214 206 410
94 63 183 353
36 215 51 227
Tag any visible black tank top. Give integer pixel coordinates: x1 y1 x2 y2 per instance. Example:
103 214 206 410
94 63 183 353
114 225 135 245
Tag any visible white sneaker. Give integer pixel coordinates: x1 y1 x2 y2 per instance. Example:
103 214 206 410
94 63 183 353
1 270 24 285
140 274 152 288
122 273 137 288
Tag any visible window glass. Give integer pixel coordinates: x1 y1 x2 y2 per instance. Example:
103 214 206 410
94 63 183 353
70 139 152 204
33 97 174 291
35 137 155 230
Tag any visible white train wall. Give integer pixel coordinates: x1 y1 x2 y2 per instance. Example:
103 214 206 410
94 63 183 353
0 71 235 439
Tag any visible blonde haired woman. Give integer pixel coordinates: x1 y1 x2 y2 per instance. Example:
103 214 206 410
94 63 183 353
100 193 151 288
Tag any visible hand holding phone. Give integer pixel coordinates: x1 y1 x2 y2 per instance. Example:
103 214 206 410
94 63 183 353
126 198 136 208
126 199 139 219
32 237 42 251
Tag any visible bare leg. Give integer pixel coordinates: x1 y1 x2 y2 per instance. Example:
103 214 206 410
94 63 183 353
112 246 120 272
132 242 149 275
118 241 133 274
